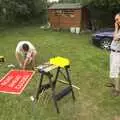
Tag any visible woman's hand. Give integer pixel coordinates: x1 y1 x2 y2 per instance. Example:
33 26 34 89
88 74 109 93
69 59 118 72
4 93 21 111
115 22 119 31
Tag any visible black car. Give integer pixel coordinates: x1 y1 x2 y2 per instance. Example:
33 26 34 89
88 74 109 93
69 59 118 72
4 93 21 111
92 28 114 50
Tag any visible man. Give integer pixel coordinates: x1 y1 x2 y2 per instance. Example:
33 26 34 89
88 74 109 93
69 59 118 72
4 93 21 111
108 13 120 96
15 41 37 69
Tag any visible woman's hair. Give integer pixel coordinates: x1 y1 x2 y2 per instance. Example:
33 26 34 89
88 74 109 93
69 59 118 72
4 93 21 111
116 12 120 16
115 13 120 30
22 43 29 51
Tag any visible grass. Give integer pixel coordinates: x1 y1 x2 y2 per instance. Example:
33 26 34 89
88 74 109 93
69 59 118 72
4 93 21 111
0 25 119 120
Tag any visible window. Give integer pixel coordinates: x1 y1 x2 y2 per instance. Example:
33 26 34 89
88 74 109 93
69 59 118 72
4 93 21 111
62 9 74 17
55 10 62 16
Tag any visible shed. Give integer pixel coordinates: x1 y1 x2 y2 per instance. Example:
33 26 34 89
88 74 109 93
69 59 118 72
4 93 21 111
48 3 89 30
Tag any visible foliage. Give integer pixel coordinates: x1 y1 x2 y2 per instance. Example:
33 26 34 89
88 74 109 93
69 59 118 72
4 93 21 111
59 0 92 5
59 0 120 6
88 0 120 29
0 0 47 24
91 0 120 8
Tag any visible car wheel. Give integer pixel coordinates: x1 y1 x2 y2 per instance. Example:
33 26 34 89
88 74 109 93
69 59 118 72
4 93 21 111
100 38 112 50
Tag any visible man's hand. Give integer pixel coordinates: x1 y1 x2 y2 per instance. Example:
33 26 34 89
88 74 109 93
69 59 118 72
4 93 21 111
22 58 29 70
19 63 22 68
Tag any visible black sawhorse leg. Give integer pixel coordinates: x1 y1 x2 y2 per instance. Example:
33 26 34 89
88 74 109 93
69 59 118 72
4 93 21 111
35 71 52 101
64 66 75 101
35 73 44 101
35 65 75 113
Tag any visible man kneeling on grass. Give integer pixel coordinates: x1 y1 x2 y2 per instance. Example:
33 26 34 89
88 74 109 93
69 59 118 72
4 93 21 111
15 41 37 70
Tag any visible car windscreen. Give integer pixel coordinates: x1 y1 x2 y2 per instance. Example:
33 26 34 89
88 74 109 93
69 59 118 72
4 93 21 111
97 28 114 32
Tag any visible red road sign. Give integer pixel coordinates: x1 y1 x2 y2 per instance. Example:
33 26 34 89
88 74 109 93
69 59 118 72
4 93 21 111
0 69 35 94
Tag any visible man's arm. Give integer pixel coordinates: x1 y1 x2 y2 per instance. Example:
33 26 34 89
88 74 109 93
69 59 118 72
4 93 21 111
22 57 29 69
22 51 33 69
15 52 22 67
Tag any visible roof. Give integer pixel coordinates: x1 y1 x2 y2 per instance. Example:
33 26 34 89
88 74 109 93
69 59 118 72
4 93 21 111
48 3 84 9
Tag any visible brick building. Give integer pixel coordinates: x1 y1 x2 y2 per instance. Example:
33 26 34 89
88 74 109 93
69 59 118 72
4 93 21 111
48 3 89 30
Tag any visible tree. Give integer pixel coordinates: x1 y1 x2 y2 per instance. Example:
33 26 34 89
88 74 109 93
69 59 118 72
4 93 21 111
59 0 92 4
88 0 120 30
59 0 120 8
0 0 47 24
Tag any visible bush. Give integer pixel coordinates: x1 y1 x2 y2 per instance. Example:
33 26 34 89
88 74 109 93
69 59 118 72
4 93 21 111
0 0 48 24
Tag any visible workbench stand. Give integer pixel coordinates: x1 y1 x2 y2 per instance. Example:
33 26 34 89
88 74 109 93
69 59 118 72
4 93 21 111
35 65 75 113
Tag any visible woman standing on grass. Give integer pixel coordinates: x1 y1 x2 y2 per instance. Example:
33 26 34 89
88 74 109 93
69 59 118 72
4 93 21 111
107 13 120 96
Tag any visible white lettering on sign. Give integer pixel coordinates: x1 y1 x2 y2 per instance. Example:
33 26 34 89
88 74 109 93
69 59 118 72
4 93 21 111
14 75 30 90
8 75 21 88
0 76 13 86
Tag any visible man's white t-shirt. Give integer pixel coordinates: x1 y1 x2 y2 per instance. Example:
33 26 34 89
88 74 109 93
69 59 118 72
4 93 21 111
16 41 37 58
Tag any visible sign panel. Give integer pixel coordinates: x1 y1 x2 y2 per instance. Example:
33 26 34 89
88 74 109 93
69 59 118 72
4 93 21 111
0 70 35 94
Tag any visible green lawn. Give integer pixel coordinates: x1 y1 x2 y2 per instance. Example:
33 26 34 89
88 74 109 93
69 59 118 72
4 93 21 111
0 25 119 120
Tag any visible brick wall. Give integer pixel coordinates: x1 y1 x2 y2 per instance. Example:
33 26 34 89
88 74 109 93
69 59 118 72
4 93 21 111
48 8 87 29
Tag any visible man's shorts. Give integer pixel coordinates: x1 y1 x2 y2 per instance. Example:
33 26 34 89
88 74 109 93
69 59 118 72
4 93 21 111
110 51 120 78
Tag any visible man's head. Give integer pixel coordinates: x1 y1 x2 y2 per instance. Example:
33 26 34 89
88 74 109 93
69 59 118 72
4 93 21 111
22 43 29 52
115 13 120 26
